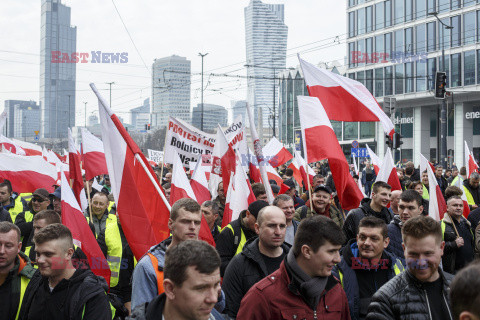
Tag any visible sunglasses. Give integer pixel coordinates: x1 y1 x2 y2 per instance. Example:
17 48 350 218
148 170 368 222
32 198 47 203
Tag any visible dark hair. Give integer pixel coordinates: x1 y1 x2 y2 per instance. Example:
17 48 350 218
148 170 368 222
408 180 423 190
292 215 344 257
171 198 200 221
450 261 480 320
0 181 12 194
251 183 266 198
445 186 463 201
353 174 359 179
33 223 74 249
33 210 61 225
0 221 21 242
400 190 423 207
313 174 324 181
201 200 218 215
460 166 467 175
446 195 463 204
164 240 220 286
402 215 442 245
285 168 293 176
405 166 414 175
358 216 388 239
372 181 391 193
273 194 293 206
162 182 171 190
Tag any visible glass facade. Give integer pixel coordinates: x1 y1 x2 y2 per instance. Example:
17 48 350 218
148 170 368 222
464 50 476 85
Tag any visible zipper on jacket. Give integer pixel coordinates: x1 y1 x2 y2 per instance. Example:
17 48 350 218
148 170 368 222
313 309 317 320
423 289 433 320
443 293 453 320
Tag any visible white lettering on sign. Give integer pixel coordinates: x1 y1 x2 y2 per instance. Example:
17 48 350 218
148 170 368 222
393 116 414 125
465 111 480 120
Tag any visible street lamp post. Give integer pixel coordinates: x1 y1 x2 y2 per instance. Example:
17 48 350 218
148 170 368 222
84 102 87 127
106 82 115 107
198 53 208 131
429 12 453 167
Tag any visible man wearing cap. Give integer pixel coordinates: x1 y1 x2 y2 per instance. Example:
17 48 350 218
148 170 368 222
49 187 61 216
15 188 50 246
283 179 305 209
294 185 344 229
216 200 268 277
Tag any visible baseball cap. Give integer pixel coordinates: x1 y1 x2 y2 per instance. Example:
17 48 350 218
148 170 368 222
247 200 269 219
49 187 61 200
313 184 332 194
283 179 296 189
32 188 50 201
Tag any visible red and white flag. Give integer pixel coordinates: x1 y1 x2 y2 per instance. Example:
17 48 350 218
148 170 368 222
465 141 479 178
294 151 315 189
68 128 87 211
60 172 111 285
91 83 171 260
297 96 363 210
299 57 394 138
10 139 42 156
209 125 236 199
420 154 447 221
0 153 57 193
263 137 293 168
81 128 108 181
190 155 211 205
266 162 283 186
366 144 381 174
0 135 26 155
287 156 303 186
375 148 402 191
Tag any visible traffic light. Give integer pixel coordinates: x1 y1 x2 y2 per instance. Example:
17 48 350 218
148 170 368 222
145 124 151 130
385 134 393 149
435 72 447 99
393 132 403 149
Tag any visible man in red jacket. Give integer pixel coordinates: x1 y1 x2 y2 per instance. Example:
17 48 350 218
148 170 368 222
237 215 351 320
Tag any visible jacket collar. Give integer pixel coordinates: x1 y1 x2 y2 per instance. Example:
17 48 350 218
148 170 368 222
443 213 470 227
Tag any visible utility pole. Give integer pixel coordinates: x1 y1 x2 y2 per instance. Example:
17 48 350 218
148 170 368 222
429 12 453 167
198 53 208 131
84 102 87 127
106 82 115 107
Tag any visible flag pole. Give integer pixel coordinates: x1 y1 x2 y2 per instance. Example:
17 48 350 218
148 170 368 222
446 213 460 238
85 182 93 223
245 103 274 204
159 127 169 184
298 105 314 211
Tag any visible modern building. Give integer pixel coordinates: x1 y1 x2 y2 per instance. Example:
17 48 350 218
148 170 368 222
231 100 247 123
151 55 191 129
346 0 480 167
4 100 40 138
192 104 228 133
87 114 98 126
40 0 77 139
245 0 288 132
130 98 150 131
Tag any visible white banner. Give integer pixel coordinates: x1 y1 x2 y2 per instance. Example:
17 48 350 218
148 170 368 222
147 149 164 164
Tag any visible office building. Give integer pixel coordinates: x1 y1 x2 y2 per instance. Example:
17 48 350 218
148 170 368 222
11 102 41 139
192 103 228 133
130 98 150 131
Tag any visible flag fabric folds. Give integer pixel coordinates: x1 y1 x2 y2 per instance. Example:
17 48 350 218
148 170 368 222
420 154 447 221
68 128 85 210
375 148 402 191
465 141 479 178
366 144 381 174
81 128 109 181
263 137 293 168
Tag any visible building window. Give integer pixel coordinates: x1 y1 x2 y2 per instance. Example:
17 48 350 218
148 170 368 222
416 61 427 91
375 68 384 97
344 122 359 140
395 64 404 94
405 62 414 92
357 70 365 86
399 110 414 138
366 6 373 32
332 121 343 139
385 66 393 95
385 0 392 26
357 39 365 67
478 11 480 42
349 0 356 7
349 42 356 68
473 107 480 135
451 0 461 10
348 73 356 79
405 27 414 53
394 0 405 24
427 21 436 52
366 37 373 65
366 69 374 93
478 50 480 84
464 0 476 7
464 11 475 45
360 122 375 138
440 18 451 49
385 32 392 58
394 29 403 55
450 53 461 87
415 0 426 19
406 0 413 21
427 0 436 16
416 24 426 53
430 110 437 137
358 7 365 35
375 2 385 29
375 35 384 57
349 11 356 37
464 50 476 85
438 0 449 12
451 16 461 47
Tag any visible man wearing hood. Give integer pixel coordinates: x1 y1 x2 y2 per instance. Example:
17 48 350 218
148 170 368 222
333 217 404 320
223 206 289 318
294 185 344 229
237 215 350 319
19 223 111 320
343 181 394 244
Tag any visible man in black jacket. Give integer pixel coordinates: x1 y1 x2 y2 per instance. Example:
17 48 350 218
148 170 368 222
343 181 394 244
435 165 448 196
223 206 289 318
20 223 111 320
367 215 454 320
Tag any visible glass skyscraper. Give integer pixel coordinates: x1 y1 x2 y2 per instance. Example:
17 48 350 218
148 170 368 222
40 0 77 139
245 0 288 130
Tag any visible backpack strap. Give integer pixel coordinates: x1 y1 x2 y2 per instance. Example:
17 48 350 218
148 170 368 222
300 206 308 220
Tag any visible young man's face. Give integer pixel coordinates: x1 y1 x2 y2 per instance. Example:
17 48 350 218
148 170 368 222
255 208 286 250
167 266 221 320
357 226 389 261
0 230 21 272
36 239 74 278
33 219 49 235
201 205 217 229
169 208 201 243
31 196 50 213
422 172 429 185
275 199 295 222
403 235 444 282
304 241 341 277
371 187 391 208
398 200 423 223
256 193 268 202
0 186 11 204
312 190 330 212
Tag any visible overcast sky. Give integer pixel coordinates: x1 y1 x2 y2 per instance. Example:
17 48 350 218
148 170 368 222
0 0 346 126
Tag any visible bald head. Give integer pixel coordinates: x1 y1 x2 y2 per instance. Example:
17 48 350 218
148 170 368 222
390 190 402 213
256 206 286 227
255 206 287 250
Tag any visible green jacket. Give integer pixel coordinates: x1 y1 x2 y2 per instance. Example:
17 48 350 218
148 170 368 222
294 203 344 229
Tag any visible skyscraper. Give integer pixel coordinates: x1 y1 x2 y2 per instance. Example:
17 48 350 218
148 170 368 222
245 0 288 131
231 100 247 123
191 104 228 133
151 55 191 129
4 100 39 138
40 0 77 139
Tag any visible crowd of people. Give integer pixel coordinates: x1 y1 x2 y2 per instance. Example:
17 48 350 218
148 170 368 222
1 157 480 320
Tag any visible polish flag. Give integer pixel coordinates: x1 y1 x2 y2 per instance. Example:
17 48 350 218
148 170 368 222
91 83 171 260
170 151 215 247
222 155 256 228
0 135 26 155
68 129 87 211
10 139 42 156
420 154 447 221
294 151 315 189
375 148 402 191
266 163 283 186
208 126 229 199
366 144 381 174
0 153 57 193
81 128 108 181
222 173 234 228
465 141 479 178
297 96 363 210
299 56 394 138
60 172 111 285
190 155 211 205
287 157 303 186
452 173 470 218
263 137 293 168
247 149 262 183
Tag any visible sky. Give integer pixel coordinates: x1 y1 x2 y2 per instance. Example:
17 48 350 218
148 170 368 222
0 0 347 126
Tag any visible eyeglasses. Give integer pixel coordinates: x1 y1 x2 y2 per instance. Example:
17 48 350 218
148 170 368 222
32 198 46 203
